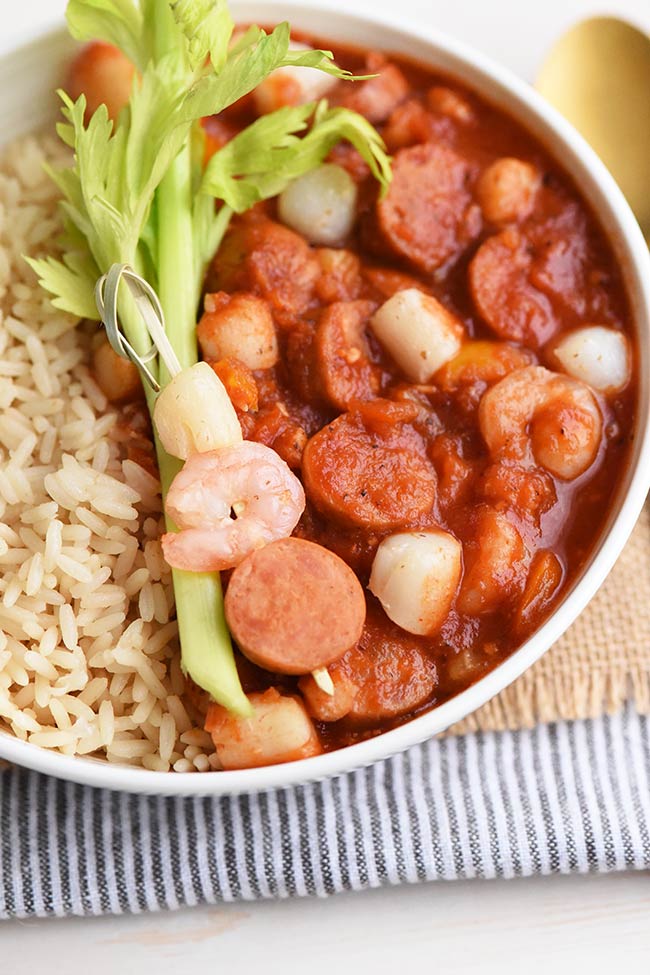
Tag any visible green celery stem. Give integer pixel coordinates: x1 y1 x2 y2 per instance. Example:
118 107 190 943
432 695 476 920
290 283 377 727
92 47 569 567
172 570 248 715
156 147 198 377
150 12 250 715
159 447 251 717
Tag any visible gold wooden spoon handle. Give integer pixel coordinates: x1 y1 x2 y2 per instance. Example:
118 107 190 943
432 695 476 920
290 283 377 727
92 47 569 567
537 16 650 238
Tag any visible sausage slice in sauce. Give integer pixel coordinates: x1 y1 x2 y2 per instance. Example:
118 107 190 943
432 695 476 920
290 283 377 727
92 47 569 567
224 537 366 675
302 409 437 530
376 143 481 272
314 299 381 410
335 605 438 723
469 229 558 347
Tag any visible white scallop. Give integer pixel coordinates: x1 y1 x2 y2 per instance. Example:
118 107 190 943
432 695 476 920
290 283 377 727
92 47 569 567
369 529 463 636
278 164 358 246
153 362 242 460
370 288 464 383
253 42 339 115
554 325 630 393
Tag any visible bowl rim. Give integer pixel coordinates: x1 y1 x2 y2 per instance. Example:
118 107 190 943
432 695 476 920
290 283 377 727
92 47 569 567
2 0 650 796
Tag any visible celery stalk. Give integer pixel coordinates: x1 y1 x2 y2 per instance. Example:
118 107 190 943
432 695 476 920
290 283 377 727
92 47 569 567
172 570 248 712
161 447 250 716
150 10 249 717
118 267 250 715
156 148 198 376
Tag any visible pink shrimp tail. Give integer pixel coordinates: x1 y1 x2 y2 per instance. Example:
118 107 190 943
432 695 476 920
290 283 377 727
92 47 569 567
161 529 236 573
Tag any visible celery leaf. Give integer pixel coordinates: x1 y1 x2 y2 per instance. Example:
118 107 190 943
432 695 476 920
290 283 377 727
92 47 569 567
66 0 149 72
40 5 390 334
170 0 234 71
26 250 101 320
200 102 391 211
180 22 354 120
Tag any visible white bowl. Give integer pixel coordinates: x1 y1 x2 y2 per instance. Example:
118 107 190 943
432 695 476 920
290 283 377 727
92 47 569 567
1 1 649 795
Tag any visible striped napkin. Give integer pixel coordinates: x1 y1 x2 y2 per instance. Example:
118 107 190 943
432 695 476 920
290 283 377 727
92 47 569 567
2 704 649 918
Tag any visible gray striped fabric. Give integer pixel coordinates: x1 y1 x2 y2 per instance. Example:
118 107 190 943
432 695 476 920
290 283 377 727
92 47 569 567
1 705 649 918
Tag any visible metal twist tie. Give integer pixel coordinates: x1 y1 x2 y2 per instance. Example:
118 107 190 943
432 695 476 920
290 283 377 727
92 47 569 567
95 264 181 392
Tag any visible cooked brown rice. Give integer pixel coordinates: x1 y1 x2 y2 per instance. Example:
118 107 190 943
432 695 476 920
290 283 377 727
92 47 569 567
0 133 220 772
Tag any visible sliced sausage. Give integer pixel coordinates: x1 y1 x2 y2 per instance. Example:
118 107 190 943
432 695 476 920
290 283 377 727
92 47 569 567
333 604 437 723
527 195 594 319
376 144 481 273
314 299 381 409
469 229 558 347
224 537 366 675
302 410 437 530
208 215 319 326
247 221 319 325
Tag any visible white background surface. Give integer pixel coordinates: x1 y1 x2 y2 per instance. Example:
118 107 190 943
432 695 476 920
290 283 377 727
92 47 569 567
3 0 650 966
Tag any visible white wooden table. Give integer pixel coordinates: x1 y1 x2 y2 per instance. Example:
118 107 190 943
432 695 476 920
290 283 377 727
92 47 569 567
5 872 650 969
4 0 650 964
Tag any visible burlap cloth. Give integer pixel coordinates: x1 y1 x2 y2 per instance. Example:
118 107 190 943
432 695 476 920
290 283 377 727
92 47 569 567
451 502 650 735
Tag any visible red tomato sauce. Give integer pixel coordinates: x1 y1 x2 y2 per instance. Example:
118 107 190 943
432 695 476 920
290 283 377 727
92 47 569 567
199 35 636 749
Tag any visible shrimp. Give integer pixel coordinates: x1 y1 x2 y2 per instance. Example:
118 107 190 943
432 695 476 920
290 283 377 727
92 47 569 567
457 506 528 614
198 292 278 371
253 43 339 115
65 41 135 123
475 157 540 225
426 86 474 123
479 365 602 480
161 441 305 572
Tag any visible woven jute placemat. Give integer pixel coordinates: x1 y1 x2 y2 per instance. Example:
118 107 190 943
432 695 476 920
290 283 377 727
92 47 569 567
451 503 650 735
